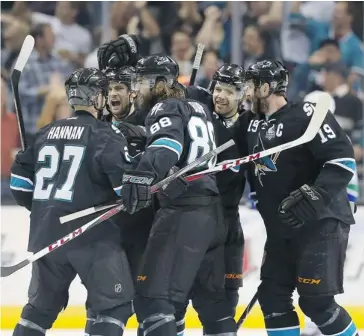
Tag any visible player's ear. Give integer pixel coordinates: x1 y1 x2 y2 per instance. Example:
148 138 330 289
261 82 270 97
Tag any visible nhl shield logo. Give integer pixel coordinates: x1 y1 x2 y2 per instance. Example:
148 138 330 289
265 125 275 140
115 283 122 293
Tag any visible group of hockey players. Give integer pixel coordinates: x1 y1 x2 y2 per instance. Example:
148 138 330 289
9 34 359 336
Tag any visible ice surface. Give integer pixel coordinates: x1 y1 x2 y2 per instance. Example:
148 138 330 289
1 329 267 335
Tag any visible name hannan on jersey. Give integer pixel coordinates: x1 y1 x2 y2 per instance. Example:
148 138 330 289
47 126 85 140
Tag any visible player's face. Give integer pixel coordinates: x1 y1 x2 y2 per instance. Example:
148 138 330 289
108 81 130 117
135 76 154 107
213 82 240 116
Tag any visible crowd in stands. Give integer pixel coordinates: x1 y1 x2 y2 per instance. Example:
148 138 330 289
1 1 364 204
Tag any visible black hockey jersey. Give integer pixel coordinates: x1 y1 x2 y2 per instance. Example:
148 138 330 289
232 103 355 237
10 111 133 252
186 85 247 214
137 97 219 197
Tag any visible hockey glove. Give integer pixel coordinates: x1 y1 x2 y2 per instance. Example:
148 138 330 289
160 166 189 200
120 170 154 214
97 34 140 70
278 184 327 229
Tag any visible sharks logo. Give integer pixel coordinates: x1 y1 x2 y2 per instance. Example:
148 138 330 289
253 133 281 186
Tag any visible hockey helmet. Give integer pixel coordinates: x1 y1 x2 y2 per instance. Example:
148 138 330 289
211 63 245 91
135 54 179 89
245 60 288 95
65 67 108 112
104 66 136 90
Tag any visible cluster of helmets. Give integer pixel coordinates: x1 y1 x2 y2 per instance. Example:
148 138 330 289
65 55 289 112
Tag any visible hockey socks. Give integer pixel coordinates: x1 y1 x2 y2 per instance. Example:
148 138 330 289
264 311 300 336
317 307 358 336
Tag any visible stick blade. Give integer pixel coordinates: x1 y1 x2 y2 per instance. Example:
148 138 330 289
1 259 30 277
13 35 35 72
302 91 332 142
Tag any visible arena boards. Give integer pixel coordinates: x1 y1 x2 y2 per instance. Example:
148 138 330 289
1 206 363 329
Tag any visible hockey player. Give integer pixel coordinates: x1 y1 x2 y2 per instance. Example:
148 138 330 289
85 66 155 336
231 60 359 336
118 54 237 336
10 68 136 336
171 64 248 333
97 35 247 333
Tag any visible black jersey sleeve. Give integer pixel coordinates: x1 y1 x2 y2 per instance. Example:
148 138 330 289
137 99 187 182
10 146 35 210
96 127 134 196
306 111 355 200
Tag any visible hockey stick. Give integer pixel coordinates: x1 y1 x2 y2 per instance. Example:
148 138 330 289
1 205 124 277
59 139 235 224
185 92 332 182
237 292 259 328
2 140 235 275
189 43 205 86
10 35 35 151
60 92 329 224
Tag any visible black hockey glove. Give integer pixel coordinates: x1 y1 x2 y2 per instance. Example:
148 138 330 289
120 170 155 214
278 184 327 229
160 166 188 200
97 34 140 70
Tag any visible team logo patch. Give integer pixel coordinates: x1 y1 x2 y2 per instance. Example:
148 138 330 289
265 125 275 140
253 133 280 186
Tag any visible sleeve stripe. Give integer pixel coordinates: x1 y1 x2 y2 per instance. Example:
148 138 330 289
10 174 34 192
11 173 34 186
325 158 356 175
10 186 34 193
149 138 183 160
348 193 357 202
230 166 240 173
113 185 122 196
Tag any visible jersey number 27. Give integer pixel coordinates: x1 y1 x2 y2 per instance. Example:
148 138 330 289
33 145 85 201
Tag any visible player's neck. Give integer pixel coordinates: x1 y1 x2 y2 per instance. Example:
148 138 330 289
74 106 98 118
222 110 238 122
264 96 287 116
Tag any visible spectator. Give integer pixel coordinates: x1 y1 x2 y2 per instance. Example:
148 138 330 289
32 1 92 68
18 23 72 145
170 30 195 76
291 39 344 99
1 74 20 204
197 49 221 89
321 62 363 161
289 1 364 91
243 1 281 61
242 24 276 69
196 6 225 54
126 1 162 55
37 87 72 129
175 1 202 37
1 18 30 76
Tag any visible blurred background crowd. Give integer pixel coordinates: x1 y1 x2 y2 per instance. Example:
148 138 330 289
1 1 364 205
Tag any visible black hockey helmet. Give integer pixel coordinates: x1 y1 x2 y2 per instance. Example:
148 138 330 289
65 67 108 111
104 66 136 90
245 60 288 95
211 63 245 91
135 54 179 88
